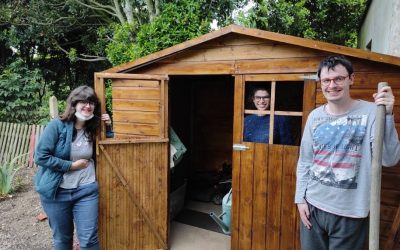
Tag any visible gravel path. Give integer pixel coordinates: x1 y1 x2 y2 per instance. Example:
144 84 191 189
0 166 53 250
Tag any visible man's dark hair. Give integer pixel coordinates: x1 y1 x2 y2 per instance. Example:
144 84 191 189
317 55 354 78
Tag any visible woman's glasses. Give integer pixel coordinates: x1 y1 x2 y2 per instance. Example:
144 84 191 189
78 100 96 107
254 95 270 101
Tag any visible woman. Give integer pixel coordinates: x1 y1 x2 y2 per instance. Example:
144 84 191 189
243 86 292 144
34 85 111 250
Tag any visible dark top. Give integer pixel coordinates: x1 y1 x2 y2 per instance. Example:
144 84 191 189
243 115 293 144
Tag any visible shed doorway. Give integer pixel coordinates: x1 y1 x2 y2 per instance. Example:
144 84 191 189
168 75 234 249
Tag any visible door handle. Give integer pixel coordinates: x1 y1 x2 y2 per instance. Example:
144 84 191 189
233 144 249 151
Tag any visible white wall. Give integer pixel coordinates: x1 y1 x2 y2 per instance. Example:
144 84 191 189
359 0 400 56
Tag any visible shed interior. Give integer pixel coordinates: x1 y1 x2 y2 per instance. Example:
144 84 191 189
169 75 234 233
167 75 305 239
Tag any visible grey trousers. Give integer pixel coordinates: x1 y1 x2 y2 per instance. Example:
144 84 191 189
300 203 367 250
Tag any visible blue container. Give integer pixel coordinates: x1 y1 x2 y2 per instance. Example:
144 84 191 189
210 188 232 235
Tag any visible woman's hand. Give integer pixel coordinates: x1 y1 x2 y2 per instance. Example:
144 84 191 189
101 113 112 125
70 159 89 171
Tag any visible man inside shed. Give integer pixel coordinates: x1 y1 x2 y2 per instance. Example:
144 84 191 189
295 55 400 249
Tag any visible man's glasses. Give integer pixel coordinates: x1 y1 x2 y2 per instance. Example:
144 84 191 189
254 95 270 101
320 75 349 86
78 100 96 106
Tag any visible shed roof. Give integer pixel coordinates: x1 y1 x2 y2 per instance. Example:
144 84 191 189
104 24 400 73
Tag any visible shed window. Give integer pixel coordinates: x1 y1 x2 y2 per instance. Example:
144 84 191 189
243 80 303 145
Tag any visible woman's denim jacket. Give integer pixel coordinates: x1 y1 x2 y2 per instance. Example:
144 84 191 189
34 119 74 199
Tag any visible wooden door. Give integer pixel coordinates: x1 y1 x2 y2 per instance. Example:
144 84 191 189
231 74 316 250
95 73 169 250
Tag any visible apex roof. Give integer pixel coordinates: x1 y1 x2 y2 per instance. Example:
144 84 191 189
104 24 400 73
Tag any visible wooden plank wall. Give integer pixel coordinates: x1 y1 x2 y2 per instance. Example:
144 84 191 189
112 79 162 138
97 142 168 250
0 122 45 167
233 143 300 250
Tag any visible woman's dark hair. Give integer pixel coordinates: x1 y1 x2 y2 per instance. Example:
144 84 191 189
251 86 270 98
317 55 353 78
60 85 100 141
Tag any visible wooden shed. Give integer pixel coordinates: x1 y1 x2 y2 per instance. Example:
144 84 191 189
94 24 400 250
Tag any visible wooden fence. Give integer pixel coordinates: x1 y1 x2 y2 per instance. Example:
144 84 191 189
0 122 45 167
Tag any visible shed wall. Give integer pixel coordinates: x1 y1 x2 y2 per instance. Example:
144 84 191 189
120 33 400 248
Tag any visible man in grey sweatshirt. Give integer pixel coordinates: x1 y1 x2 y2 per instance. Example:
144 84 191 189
295 55 400 250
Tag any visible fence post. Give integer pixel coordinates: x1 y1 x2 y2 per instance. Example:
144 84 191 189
49 96 58 119
28 125 36 168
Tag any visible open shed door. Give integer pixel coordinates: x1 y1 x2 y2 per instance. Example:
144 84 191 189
95 73 169 250
231 74 316 250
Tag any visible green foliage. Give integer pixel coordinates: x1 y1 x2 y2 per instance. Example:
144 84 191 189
0 59 47 123
105 79 113 115
68 48 78 63
134 0 211 59
35 92 68 125
0 0 111 97
0 0 370 117
237 0 367 47
0 154 27 196
102 23 139 66
102 0 215 66
0 0 235 121
201 0 247 27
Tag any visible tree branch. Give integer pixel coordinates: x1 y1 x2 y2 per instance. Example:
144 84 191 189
29 16 78 26
112 0 126 23
154 0 160 16
131 0 144 25
71 0 119 19
122 0 135 24
144 0 156 21
87 0 118 12
55 43 107 62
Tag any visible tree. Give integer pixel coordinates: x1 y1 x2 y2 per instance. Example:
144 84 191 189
101 0 247 65
0 0 368 124
1 0 247 66
0 0 111 100
0 20 13 71
70 0 246 25
70 0 158 24
237 0 367 47
0 0 114 124
0 0 247 123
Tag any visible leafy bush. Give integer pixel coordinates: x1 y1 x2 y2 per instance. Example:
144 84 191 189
105 79 113 115
237 0 366 47
102 0 212 66
35 91 67 125
0 154 27 197
102 23 139 66
135 0 210 58
0 59 46 123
